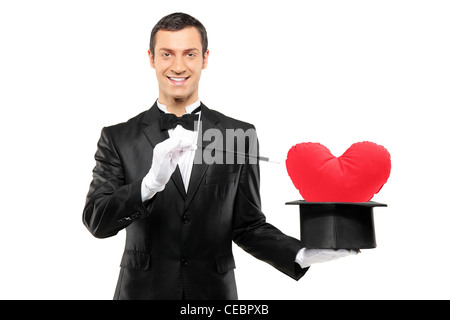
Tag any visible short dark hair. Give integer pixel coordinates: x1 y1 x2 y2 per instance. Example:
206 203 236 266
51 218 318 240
149 12 208 58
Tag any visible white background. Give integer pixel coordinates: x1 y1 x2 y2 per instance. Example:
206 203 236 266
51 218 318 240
1 0 449 300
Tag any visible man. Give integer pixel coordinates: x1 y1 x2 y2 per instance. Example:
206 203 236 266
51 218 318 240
83 12 356 300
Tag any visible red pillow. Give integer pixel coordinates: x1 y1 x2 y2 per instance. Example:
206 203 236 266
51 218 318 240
286 141 391 202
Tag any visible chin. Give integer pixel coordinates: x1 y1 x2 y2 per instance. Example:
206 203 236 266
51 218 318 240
169 91 194 101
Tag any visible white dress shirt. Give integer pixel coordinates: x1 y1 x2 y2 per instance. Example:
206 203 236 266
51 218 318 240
141 99 201 201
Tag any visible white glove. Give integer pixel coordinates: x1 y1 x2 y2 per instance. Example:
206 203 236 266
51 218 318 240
143 136 197 194
295 248 359 268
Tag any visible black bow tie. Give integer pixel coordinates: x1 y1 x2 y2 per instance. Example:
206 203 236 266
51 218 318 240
159 106 201 131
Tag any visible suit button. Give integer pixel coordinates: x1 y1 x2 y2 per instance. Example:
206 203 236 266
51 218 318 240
182 214 190 224
181 258 188 267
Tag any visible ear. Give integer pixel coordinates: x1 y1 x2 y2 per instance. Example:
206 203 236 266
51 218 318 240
148 49 156 69
202 49 210 69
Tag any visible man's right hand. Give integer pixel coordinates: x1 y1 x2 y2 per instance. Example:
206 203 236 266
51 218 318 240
143 137 197 193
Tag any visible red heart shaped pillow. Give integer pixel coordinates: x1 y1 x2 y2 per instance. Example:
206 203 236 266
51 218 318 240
286 141 391 202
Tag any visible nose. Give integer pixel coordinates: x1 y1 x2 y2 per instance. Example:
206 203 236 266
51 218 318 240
171 56 187 74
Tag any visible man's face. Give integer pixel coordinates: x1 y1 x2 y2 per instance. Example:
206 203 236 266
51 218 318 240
149 27 209 105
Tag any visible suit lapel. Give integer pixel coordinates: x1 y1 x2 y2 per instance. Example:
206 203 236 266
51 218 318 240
185 103 222 209
141 102 187 200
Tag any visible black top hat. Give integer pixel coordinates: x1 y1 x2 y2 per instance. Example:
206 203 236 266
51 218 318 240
286 200 387 249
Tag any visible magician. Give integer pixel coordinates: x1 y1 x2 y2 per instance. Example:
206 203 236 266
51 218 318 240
83 12 357 300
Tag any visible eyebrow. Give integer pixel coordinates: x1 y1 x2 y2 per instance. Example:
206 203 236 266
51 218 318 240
184 48 200 53
158 48 200 53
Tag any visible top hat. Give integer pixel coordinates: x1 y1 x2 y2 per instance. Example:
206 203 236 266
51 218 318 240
285 200 387 249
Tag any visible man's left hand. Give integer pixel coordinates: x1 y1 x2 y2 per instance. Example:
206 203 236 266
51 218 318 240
295 248 360 268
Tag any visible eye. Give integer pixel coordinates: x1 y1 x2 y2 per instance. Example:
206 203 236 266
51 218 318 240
162 52 171 58
186 53 196 58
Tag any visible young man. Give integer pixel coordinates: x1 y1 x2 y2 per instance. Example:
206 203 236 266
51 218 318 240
83 12 356 300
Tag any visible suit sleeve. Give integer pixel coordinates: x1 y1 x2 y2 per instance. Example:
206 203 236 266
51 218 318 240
232 128 309 280
82 127 152 238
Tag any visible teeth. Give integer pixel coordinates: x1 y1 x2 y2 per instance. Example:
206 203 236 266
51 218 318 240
169 77 187 82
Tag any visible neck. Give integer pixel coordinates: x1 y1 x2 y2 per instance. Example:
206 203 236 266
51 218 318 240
159 96 199 117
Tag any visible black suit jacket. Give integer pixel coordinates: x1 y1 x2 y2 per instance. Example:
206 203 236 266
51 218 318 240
83 102 307 300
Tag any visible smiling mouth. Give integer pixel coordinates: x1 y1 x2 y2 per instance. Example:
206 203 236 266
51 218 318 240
167 76 190 84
